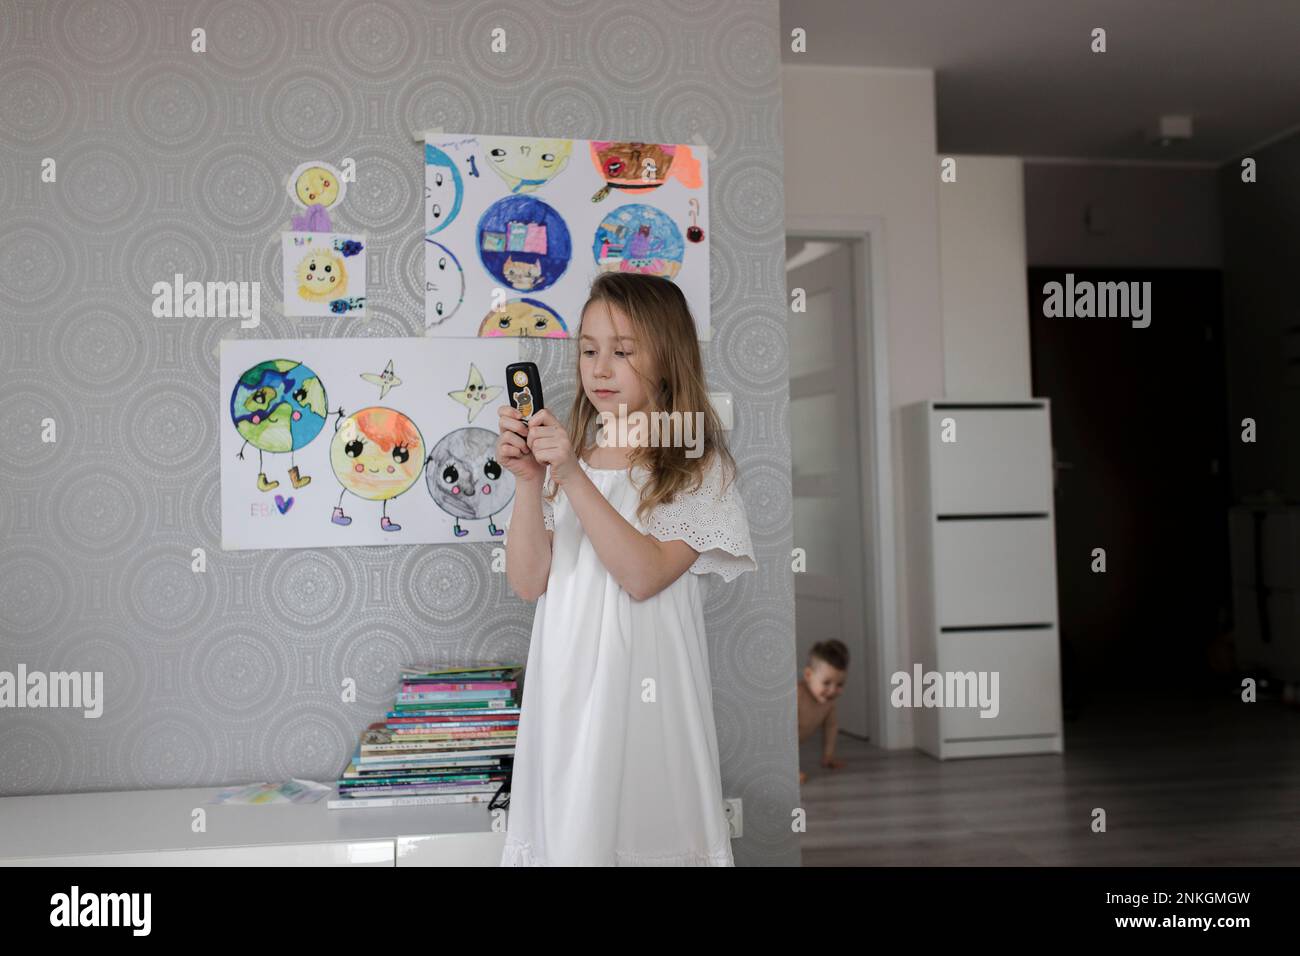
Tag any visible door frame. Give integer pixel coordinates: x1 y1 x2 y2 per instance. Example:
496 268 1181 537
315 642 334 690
786 214 900 749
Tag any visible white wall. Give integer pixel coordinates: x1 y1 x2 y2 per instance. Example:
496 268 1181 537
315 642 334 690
783 64 945 748
939 156 1032 398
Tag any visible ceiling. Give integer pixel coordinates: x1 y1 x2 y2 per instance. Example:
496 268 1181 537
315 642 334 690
779 0 1300 164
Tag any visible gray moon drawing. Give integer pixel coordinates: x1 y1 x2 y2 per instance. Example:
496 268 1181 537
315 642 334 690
425 426 516 521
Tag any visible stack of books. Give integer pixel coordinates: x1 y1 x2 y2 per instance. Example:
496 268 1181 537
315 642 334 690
328 662 522 810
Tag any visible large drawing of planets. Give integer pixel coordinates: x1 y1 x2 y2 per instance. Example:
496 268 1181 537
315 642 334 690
476 195 571 294
592 203 685 278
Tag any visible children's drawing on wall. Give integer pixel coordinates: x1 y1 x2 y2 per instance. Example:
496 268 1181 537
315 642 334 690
360 359 402 400
425 239 465 329
686 197 705 243
481 136 573 193
476 298 568 337
220 337 522 549
422 133 711 339
282 232 366 316
288 160 347 232
448 364 502 423
478 297 568 337
230 359 329 493
280 160 365 317
593 203 685 278
587 141 703 202
426 427 515 537
424 143 465 235
478 195 572 293
329 406 424 532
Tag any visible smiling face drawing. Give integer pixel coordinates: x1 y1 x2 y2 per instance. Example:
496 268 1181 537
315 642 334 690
480 136 573 193
447 364 502 423
424 239 465 327
425 427 516 521
330 408 424 502
231 359 328 453
294 165 341 207
296 250 347 302
478 298 568 337
424 144 463 235
501 255 541 290
594 142 673 186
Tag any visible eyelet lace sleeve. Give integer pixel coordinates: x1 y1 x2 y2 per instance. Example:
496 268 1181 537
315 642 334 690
645 454 757 583
540 473 556 531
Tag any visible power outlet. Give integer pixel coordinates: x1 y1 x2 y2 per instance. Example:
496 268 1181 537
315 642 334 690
723 797 743 839
708 391 734 430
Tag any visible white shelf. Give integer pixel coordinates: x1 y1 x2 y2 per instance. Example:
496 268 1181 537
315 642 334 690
903 400 1065 759
0 786 505 866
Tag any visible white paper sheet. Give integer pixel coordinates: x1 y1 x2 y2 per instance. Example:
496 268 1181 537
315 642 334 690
423 133 710 339
220 336 523 550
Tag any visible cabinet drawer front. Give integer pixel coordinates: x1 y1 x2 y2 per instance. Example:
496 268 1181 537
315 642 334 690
930 409 1052 514
935 519 1057 627
397 832 505 866
937 629 1062 740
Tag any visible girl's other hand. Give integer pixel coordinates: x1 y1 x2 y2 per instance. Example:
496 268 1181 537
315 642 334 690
525 408 579 485
497 405 546 485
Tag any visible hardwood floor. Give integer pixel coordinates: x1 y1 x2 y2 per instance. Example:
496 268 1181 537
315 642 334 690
797 688 1300 866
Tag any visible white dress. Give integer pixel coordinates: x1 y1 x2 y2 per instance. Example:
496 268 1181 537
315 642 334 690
499 453 757 866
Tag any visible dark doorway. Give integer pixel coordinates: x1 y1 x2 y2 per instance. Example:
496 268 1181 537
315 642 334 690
1028 268 1232 705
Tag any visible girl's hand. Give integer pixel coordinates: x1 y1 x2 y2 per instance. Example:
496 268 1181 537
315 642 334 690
497 405 546 485
525 408 579 485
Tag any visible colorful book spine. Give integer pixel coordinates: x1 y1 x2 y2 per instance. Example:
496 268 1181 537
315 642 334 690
327 792 496 809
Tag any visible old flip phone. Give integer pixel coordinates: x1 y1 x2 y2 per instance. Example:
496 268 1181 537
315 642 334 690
505 362 544 423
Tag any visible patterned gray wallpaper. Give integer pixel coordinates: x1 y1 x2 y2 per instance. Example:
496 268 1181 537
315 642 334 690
0 0 797 865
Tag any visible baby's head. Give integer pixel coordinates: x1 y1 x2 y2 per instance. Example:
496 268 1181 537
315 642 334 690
804 640 849 704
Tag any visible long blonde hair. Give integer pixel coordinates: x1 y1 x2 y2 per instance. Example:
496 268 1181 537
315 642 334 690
543 272 737 526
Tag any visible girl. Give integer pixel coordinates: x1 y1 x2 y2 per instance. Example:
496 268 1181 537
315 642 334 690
495 272 756 866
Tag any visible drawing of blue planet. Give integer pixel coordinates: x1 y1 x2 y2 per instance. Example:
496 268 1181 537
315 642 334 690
425 143 464 236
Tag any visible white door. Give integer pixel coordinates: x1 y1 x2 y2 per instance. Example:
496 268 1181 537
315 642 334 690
786 239 872 739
